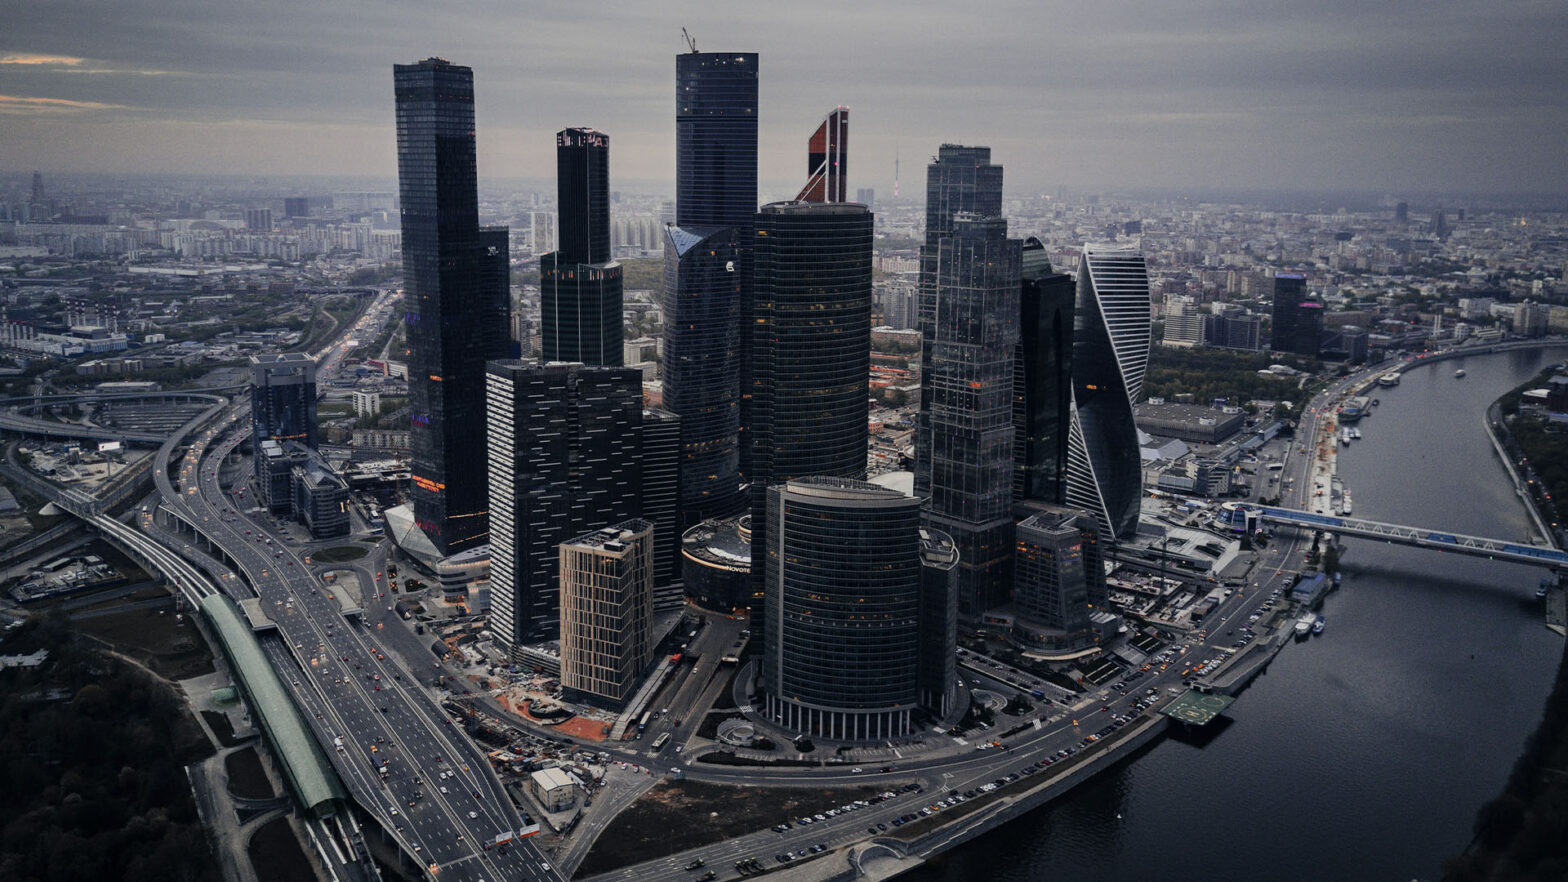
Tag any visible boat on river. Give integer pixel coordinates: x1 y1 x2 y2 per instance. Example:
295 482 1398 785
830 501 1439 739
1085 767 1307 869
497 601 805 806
1455 369 1466 378
1312 616 1326 635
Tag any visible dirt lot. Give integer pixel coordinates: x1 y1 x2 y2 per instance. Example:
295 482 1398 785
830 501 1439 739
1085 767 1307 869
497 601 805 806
225 746 275 800
247 817 315 882
576 779 892 876
73 598 215 679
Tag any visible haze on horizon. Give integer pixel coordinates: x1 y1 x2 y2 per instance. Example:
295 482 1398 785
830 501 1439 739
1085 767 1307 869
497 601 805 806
2 0 1565 199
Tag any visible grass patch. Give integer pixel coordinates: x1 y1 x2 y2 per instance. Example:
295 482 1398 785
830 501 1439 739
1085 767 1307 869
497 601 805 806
247 816 315 882
312 545 368 563
224 746 275 800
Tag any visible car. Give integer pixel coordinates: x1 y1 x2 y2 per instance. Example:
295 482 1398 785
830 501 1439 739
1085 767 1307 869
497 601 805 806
851 767 862 774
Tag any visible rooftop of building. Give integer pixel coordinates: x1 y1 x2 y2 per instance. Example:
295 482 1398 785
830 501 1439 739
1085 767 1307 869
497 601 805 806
565 519 654 552
681 515 751 572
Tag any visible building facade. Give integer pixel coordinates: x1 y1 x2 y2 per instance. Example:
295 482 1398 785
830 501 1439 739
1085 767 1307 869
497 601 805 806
394 58 512 554
762 478 925 741
795 106 849 203
485 361 642 650
1010 505 1106 654
542 128 623 366
1065 243 1152 542
250 353 317 451
559 519 654 708
1270 273 1321 357
1013 237 1075 506
641 407 683 609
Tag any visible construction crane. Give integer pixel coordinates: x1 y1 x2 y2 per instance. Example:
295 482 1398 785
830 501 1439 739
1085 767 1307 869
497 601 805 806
682 27 697 53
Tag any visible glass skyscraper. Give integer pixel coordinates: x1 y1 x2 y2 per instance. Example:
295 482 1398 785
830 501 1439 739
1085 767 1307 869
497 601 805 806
542 127 623 366
748 200 873 641
1270 273 1321 357
664 49 757 530
1065 243 1152 542
394 58 512 554
1013 237 1076 505
762 477 924 741
916 144 1020 617
485 361 642 650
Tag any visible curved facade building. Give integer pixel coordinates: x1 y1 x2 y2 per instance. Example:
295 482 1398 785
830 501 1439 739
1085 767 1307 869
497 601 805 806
748 201 872 513
762 478 923 741
680 514 752 613
1065 243 1152 541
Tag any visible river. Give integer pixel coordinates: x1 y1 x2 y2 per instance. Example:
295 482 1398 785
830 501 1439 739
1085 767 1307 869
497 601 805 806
905 344 1568 882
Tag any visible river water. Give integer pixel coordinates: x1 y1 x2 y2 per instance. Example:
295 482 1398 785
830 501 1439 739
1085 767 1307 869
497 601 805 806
907 344 1568 882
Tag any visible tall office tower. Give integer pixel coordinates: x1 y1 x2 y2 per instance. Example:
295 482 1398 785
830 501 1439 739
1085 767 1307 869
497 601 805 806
1010 505 1107 654
251 353 318 450
762 478 926 741
675 51 758 229
795 106 849 203
1270 273 1321 357
748 201 873 635
284 197 310 218
245 208 273 232
916 145 1004 497
641 407 683 610
542 128 623 365
856 188 875 211
665 49 757 529
917 525 960 717
486 361 643 650
916 149 1021 617
1395 201 1409 223
559 519 654 708
395 57 512 554
1064 243 1152 542
1013 237 1075 506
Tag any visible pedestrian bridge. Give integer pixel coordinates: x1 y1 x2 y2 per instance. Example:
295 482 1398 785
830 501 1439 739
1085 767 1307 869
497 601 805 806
1254 506 1568 570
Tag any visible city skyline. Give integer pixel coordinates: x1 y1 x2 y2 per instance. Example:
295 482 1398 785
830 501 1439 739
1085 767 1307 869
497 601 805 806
2 2 1567 195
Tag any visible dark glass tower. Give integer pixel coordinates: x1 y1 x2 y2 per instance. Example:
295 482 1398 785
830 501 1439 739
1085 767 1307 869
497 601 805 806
661 224 744 528
395 57 512 554
485 361 642 650
762 478 923 741
665 49 757 530
675 52 758 229
1065 243 1151 542
748 201 873 640
1013 237 1076 505
542 128 622 365
1270 273 1321 357
671 49 755 486
641 407 683 610
250 353 318 448
916 146 1021 618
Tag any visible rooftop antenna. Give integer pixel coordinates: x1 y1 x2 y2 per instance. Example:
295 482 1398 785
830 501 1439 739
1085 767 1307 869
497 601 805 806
682 27 698 53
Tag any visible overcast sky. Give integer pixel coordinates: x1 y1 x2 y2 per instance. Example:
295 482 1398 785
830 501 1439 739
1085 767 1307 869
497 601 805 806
2 0 1565 198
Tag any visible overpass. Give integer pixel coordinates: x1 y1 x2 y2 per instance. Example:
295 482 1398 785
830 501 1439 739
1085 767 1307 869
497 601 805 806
0 389 236 445
1254 506 1568 571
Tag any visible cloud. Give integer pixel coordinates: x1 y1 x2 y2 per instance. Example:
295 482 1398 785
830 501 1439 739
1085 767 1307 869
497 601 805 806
0 53 85 65
0 94 128 113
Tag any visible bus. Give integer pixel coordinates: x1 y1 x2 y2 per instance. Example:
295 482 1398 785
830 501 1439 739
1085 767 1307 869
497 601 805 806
651 733 670 752
637 711 652 732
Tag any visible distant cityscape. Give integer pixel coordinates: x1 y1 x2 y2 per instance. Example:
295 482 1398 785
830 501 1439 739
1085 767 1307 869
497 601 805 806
2 35 1568 882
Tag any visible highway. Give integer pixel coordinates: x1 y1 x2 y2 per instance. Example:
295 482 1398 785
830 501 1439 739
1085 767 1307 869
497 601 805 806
124 287 562 882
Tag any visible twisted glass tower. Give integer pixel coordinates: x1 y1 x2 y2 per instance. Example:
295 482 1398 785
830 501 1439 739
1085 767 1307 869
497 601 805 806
1065 243 1152 542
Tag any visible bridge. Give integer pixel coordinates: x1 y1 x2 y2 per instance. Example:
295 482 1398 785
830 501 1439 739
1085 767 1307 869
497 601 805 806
1255 505 1568 570
0 389 238 445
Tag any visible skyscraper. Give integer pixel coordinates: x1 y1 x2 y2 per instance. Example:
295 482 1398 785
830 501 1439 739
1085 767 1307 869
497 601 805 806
675 51 758 229
641 408 683 610
250 353 318 451
542 127 623 366
1270 273 1321 357
664 49 757 529
1010 505 1107 654
1065 243 1152 542
795 107 848 203
559 519 654 708
761 478 925 741
916 144 1020 617
748 200 873 638
485 361 642 650
1013 237 1075 506
395 57 512 554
